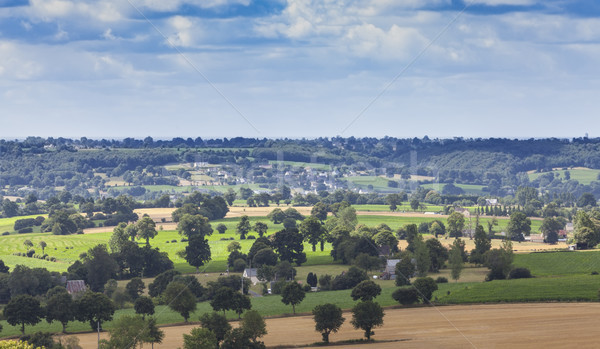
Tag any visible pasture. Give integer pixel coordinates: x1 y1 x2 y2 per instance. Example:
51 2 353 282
527 167 600 185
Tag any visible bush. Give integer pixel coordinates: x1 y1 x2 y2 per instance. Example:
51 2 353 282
302 284 312 292
246 235 256 240
14 218 36 230
318 274 332 291
233 258 247 273
413 277 438 302
509 268 532 279
181 238 188 242
1 232 10 236
392 287 419 305
171 239 177 243
435 276 448 284
592 271 599 275
18 227 34 234
26 249 36 257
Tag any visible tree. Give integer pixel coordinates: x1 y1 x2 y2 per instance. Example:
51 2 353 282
224 189 237 206
507 211 531 241
241 310 267 344
148 269 181 297
237 215 251 239
311 202 329 221
164 282 197 322
231 292 252 319
125 277 145 300
471 224 491 264
449 239 464 282
253 248 278 267
184 235 212 273
281 282 305 314
395 251 416 286
272 228 307 266
145 317 165 349
134 296 155 319
577 192 597 207
4 294 43 335
3 199 19 217
38 241 47 254
105 315 150 349
410 199 420 211
413 235 430 277
447 212 465 238
252 222 268 237
299 216 324 252
216 223 228 235
211 286 235 315
267 208 286 224
23 239 33 250
486 217 498 237
183 328 218 349
540 217 564 244
412 277 438 302
108 223 131 253
199 312 231 345
227 241 242 253
426 238 448 272
177 214 213 238
306 272 318 287
45 291 75 333
76 291 116 330
484 240 513 281
351 280 381 302
136 216 157 246
312 303 345 343
350 301 384 340
83 244 119 292
0 259 9 273
392 287 419 305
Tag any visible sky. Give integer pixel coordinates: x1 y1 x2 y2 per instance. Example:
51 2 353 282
1 0 600 139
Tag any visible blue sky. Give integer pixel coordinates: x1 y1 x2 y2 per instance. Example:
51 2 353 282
1 0 599 139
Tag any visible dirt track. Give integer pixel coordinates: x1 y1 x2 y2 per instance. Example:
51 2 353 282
63 303 600 348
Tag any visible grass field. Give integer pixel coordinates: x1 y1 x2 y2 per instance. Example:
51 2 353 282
527 167 600 185
514 250 600 276
0 214 48 234
268 160 331 170
421 183 486 195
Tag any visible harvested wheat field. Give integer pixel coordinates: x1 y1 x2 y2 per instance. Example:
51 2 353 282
63 303 600 348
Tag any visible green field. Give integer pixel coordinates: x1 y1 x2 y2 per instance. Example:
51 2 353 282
421 183 486 195
527 168 600 185
0 215 48 234
437 274 600 303
342 176 407 192
514 251 600 276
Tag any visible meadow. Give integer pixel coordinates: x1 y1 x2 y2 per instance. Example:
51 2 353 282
527 167 600 185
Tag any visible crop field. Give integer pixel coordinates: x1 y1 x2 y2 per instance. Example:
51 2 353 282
527 167 600 185
65 303 600 349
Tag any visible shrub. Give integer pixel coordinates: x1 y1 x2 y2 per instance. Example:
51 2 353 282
171 239 177 243
247 235 256 240
26 249 36 257
302 284 312 292
318 274 332 291
592 271 599 275
392 287 419 305
18 227 34 234
14 218 37 230
509 268 532 279
2 232 10 236
166 241 170 243
413 277 438 302
181 238 188 242
435 276 448 284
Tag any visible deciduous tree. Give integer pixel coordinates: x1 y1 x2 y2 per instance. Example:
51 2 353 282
312 303 344 343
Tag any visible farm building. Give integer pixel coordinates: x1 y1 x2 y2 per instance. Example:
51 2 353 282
66 280 87 297
243 268 259 285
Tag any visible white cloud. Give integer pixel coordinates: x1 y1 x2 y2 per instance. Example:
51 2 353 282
167 16 196 47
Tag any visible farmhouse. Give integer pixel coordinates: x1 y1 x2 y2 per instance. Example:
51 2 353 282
243 268 259 285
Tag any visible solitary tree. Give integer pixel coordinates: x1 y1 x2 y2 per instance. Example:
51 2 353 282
184 235 212 273
351 280 382 302
350 301 384 340
507 211 531 241
134 296 155 319
281 282 306 314
137 216 157 246
76 291 116 330
300 216 324 252
38 241 47 254
253 222 268 237
177 214 213 238
312 303 345 343
45 291 75 333
164 282 197 322
447 212 465 238
449 239 464 282
216 223 228 235
237 215 251 239
4 294 43 335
